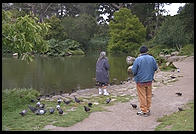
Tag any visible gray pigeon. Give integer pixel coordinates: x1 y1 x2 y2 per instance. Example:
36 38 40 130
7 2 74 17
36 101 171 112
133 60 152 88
106 98 111 104
130 103 137 109
84 106 90 112
64 100 72 105
19 110 28 116
74 96 81 103
49 108 55 114
35 109 47 115
58 108 63 115
28 105 38 113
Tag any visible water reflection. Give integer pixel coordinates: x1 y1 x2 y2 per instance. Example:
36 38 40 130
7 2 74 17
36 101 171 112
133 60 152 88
2 54 129 95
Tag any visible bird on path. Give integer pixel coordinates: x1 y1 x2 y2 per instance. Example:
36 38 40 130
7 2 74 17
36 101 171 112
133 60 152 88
35 109 47 115
74 96 81 103
84 106 90 112
39 103 45 109
64 100 72 105
170 75 176 79
37 97 41 101
106 98 111 104
130 103 137 109
19 110 28 116
56 104 60 110
176 92 182 96
30 99 35 103
49 108 55 114
57 98 62 104
58 108 63 115
28 105 38 113
178 107 184 111
36 102 41 107
88 102 93 107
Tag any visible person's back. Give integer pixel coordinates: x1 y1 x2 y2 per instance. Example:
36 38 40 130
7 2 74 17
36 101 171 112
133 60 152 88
132 54 157 83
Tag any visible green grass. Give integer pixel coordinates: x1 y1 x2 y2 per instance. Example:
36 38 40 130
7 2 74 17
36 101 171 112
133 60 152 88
155 101 194 131
2 88 133 131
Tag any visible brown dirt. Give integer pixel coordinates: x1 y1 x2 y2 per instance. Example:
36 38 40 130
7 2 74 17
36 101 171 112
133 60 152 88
44 56 194 131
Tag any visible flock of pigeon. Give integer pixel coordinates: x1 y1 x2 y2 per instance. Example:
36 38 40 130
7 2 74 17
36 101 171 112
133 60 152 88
19 95 112 116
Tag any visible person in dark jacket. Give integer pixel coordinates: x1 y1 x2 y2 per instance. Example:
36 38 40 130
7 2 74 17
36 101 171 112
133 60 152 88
96 51 110 95
132 46 158 117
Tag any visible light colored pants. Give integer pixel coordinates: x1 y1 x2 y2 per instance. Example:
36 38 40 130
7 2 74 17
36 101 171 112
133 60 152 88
136 82 152 113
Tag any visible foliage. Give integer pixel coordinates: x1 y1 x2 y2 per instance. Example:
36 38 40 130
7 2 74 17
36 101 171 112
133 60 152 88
153 15 189 50
178 3 194 44
179 44 194 56
2 10 50 62
46 39 85 56
44 15 68 41
155 101 194 131
88 35 109 53
108 8 146 56
62 14 98 51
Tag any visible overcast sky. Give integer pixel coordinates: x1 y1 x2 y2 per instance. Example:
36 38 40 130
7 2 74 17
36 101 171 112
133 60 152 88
163 3 186 16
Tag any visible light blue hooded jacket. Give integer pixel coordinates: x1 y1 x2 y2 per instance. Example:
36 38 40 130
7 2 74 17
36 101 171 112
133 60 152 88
132 54 158 83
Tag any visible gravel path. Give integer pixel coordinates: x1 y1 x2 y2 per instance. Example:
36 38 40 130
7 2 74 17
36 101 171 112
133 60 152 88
44 56 194 131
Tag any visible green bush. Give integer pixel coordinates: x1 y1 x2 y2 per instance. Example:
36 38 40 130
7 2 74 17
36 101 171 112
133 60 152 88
179 44 194 56
46 39 85 56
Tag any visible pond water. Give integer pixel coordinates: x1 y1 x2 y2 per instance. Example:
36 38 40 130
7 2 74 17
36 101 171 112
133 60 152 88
2 54 130 95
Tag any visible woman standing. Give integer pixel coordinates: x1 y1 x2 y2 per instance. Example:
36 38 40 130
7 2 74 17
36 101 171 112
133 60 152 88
96 51 110 95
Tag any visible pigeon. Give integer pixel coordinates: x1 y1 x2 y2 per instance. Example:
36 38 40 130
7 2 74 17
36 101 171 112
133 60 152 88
56 104 60 110
177 68 180 72
36 102 41 107
170 75 176 79
84 106 90 112
19 110 27 116
176 92 182 96
37 97 41 101
30 99 35 103
74 96 81 103
64 100 72 105
58 108 63 115
57 98 62 104
39 103 45 109
88 102 93 107
130 103 137 109
106 98 111 104
178 107 184 111
49 108 55 114
28 105 38 113
35 109 47 115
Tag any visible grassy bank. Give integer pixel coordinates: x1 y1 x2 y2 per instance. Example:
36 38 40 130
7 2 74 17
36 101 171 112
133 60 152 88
2 88 134 131
155 101 194 131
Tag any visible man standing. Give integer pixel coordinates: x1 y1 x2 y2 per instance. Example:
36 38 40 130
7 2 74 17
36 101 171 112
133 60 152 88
132 46 158 117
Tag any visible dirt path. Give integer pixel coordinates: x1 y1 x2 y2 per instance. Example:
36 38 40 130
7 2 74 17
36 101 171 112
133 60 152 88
45 56 194 131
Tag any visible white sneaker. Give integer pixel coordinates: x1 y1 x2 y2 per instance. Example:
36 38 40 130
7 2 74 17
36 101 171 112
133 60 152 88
103 89 109 96
98 88 103 95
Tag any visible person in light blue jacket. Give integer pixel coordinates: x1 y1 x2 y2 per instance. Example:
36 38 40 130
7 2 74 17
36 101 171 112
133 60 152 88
132 46 158 117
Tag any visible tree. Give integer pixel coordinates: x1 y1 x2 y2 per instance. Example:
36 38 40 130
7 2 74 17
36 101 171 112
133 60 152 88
153 15 189 51
44 15 68 41
61 14 98 51
108 8 146 56
178 3 194 44
2 10 50 62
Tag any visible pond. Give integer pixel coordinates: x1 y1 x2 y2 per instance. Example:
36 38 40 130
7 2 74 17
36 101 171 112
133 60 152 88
2 54 130 95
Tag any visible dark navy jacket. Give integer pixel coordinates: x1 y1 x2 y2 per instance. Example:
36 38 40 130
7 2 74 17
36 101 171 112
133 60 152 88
96 58 110 83
132 54 157 83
